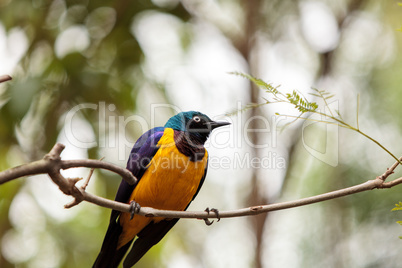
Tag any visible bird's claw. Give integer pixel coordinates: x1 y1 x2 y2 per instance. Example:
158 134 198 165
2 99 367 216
203 207 220 226
129 200 141 220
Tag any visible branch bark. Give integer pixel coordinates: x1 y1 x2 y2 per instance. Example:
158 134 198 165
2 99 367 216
0 143 401 221
0 75 12 83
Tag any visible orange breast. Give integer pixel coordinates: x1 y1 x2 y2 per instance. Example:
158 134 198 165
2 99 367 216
117 128 208 248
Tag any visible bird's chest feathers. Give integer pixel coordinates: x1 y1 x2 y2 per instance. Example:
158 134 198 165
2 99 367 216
132 128 207 211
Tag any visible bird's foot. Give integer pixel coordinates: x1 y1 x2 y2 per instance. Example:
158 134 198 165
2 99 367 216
129 200 141 220
203 207 220 226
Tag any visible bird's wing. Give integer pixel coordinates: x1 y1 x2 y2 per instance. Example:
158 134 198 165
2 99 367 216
123 162 209 267
93 127 165 268
112 126 165 220
123 218 180 267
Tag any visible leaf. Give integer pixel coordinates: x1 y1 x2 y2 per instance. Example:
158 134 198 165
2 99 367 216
392 202 402 211
309 93 322 98
230 72 268 89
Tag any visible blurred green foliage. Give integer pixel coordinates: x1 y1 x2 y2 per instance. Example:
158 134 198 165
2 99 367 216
1 0 402 268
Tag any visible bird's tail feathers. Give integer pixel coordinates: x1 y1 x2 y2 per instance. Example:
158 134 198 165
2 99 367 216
93 220 133 268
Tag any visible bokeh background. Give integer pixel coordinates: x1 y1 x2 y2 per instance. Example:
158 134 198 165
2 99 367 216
1 0 402 267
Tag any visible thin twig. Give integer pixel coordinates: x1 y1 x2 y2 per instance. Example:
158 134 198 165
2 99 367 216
0 75 12 84
81 157 104 190
82 170 94 191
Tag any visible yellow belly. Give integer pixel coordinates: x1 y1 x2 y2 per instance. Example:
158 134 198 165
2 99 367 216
118 128 208 248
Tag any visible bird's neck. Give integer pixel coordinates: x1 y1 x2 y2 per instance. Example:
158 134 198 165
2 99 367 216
173 130 206 162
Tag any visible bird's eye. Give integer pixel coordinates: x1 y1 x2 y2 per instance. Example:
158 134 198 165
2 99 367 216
193 116 201 123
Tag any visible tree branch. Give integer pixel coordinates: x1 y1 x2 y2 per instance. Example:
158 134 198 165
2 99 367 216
0 75 12 83
0 143 401 221
0 143 137 186
133 178 385 219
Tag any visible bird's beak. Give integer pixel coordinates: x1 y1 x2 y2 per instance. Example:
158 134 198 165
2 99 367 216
207 121 231 130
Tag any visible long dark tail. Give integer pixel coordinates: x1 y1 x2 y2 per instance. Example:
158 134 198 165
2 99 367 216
122 219 179 267
93 220 133 268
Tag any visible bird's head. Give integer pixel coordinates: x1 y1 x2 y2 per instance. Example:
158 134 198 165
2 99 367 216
164 111 230 143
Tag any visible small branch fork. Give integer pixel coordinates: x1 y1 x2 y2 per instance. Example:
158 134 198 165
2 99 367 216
0 143 402 222
0 143 137 213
